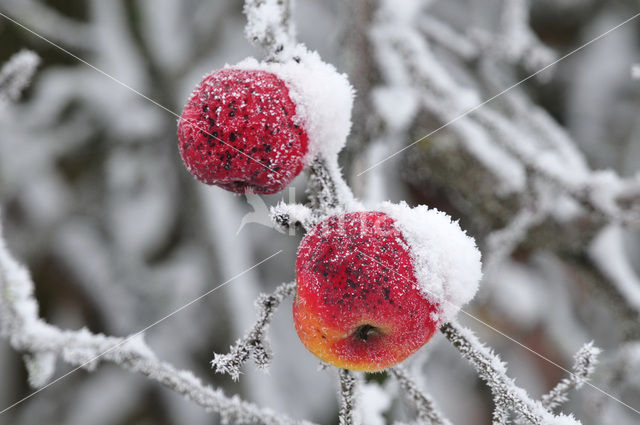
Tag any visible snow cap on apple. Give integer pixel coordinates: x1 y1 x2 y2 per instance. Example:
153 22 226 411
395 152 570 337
294 202 482 372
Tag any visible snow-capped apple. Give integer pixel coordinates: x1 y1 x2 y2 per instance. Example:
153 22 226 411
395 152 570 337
294 202 482 372
177 51 353 194
177 68 307 194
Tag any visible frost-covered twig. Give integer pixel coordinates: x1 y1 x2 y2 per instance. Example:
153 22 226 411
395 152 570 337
211 281 296 380
306 157 360 217
588 225 640 315
493 0 556 71
0 0 94 50
307 157 342 212
375 0 640 229
590 342 640 420
0 223 310 424
244 0 296 61
418 2 555 72
484 201 547 274
389 365 452 425
270 202 314 233
493 401 511 425
338 369 360 425
0 50 39 104
441 321 584 425
541 342 600 411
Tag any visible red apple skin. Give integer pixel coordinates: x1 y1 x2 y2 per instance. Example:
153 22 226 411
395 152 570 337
294 212 440 372
177 69 309 194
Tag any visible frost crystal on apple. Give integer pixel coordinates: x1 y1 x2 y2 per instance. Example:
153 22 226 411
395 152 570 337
380 201 482 323
234 47 355 164
178 68 309 194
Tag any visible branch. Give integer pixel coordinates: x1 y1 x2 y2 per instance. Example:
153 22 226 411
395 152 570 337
338 369 360 425
0 0 94 50
483 200 547 274
378 3 640 229
270 202 314 233
243 0 297 61
493 402 510 425
441 321 584 425
0 50 39 104
0 222 310 424
389 366 452 425
306 157 360 218
541 342 600 411
211 281 296 380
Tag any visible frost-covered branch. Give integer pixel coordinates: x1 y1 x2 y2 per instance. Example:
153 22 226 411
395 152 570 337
270 202 314 233
306 157 360 218
211 281 296 380
484 200 547 274
0 222 310 424
441 321 586 425
390 366 451 425
541 342 600 411
374 0 640 229
0 0 94 50
338 369 360 425
244 0 297 61
589 225 640 315
307 158 343 212
0 50 39 104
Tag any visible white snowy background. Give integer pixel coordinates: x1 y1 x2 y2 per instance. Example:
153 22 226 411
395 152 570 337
1 0 640 424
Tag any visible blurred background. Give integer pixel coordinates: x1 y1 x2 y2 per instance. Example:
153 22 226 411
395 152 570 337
1 0 640 424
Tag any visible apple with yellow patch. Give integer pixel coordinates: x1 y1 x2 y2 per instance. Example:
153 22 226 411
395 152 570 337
294 204 482 372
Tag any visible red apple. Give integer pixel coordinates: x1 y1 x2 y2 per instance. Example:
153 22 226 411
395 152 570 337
177 69 308 194
294 205 482 371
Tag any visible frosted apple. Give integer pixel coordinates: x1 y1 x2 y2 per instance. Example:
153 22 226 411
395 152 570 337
177 50 354 194
294 203 482 372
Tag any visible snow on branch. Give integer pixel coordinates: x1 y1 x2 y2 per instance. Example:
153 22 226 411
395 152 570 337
589 225 640 314
373 0 640 229
484 200 547 274
211 281 296 380
389 365 451 425
308 158 361 214
541 342 601 411
338 369 361 425
0 221 310 425
0 50 39 104
0 1 94 50
494 0 556 71
244 0 297 61
441 321 589 425
270 201 314 233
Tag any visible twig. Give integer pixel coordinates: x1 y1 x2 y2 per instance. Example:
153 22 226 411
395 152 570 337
541 342 601 411
338 369 360 425
244 0 297 61
211 281 297 380
441 321 582 425
0 222 309 424
0 50 39 104
389 366 452 425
